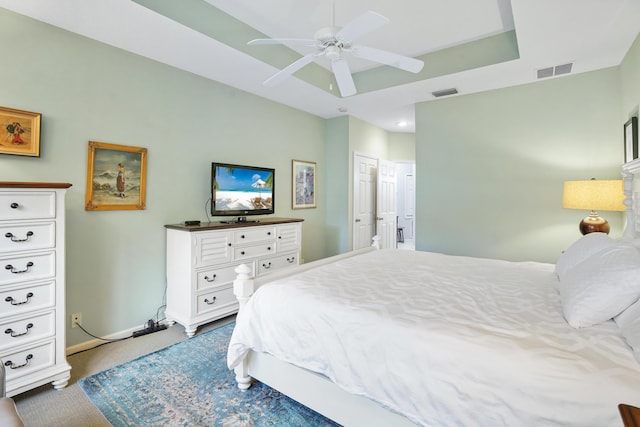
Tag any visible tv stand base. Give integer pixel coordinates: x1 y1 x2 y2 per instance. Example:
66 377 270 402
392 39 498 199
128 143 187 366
221 216 259 224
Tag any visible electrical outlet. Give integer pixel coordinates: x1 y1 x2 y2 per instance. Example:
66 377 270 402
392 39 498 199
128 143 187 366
71 312 81 328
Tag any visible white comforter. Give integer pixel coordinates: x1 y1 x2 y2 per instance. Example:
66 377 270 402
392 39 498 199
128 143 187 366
227 249 640 427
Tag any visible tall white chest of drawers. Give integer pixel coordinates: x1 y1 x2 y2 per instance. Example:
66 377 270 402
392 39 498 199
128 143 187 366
0 182 71 396
165 218 303 337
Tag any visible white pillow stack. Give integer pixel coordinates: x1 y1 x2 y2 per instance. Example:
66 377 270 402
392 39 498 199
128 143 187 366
555 232 615 280
615 299 640 362
556 233 640 328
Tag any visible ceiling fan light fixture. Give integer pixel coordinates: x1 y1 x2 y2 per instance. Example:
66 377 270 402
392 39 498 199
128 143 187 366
248 10 425 98
325 45 341 61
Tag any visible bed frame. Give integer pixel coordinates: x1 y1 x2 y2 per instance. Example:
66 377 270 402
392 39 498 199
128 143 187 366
232 237 416 426
231 160 640 427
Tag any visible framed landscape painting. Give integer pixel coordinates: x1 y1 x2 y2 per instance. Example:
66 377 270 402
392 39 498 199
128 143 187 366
0 106 41 157
292 159 316 209
85 141 147 211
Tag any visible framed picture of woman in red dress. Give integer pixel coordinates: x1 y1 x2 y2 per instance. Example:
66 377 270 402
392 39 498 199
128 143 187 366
0 106 41 157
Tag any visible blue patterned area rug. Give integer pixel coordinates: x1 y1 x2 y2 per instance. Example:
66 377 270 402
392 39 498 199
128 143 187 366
78 322 339 426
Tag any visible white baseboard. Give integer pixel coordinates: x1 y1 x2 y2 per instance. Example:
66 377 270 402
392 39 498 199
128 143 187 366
65 325 140 356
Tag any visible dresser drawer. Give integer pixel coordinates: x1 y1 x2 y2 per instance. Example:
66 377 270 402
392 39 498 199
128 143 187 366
1 340 56 383
258 252 299 275
233 227 276 244
0 222 55 255
0 281 55 318
234 242 275 261
196 286 238 316
0 192 56 221
194 232 231 267
196 263 251 291
0 311 55 352
0 252 55 286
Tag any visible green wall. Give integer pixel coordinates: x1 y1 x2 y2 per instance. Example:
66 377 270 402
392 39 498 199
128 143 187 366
0 9 327 346
415 67 625 263
324 117 350 255
621 33 640 124
3 6 639 348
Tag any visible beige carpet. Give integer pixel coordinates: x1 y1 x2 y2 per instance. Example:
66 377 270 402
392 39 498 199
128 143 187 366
13 317 234 427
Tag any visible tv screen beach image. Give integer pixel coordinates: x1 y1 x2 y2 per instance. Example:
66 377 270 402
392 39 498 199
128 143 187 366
214 166 273 211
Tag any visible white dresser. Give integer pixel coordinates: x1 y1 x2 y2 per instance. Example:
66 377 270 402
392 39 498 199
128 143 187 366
165 218 303 337
0 182 72 396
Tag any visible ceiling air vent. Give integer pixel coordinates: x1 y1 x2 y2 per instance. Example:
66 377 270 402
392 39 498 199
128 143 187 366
432 88 458 98
537 63 573 79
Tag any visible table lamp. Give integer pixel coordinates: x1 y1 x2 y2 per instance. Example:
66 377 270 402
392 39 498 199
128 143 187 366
562 179 625 234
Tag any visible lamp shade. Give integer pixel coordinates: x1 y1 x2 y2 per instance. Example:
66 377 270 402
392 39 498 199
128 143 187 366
562 180 625 211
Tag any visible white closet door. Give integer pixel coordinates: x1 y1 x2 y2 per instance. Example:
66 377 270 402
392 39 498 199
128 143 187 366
376 159 397 250
353 154 377 250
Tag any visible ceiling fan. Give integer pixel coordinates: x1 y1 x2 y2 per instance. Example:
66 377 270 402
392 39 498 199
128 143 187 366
247 10 424 97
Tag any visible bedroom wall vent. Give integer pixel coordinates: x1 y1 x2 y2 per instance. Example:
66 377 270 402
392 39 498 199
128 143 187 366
432 88 458 98
537 63 573 79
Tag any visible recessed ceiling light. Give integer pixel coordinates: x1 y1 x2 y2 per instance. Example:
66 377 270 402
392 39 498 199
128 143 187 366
396 121 408 127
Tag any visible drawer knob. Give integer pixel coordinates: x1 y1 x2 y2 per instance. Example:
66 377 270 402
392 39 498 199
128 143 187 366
262 262 272 269
267 246 271 251
204 296 217 305
5 262 34 274
287 257 295 263
5 292 34 306
5 231 34 242
204 274 217 283
267 231 271 236
240 251 245 255
278 236 282 239
4 354 33 370
5 323 33 338
240 235 245 239
10 202 19 209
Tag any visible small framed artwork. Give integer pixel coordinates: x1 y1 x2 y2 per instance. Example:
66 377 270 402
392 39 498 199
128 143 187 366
624 117 638 163
85 141 147 211
0 106 41 157
292 159 316 209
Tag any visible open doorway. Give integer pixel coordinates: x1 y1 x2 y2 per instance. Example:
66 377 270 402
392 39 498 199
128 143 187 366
352 153 415 251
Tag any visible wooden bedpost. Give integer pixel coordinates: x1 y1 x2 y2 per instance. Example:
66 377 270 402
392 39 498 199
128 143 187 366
233 264 254 391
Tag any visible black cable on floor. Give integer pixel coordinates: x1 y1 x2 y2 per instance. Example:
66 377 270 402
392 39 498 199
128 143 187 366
66 322 134 357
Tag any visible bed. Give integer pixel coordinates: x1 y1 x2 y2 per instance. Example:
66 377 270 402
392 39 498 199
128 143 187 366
226 161 640 427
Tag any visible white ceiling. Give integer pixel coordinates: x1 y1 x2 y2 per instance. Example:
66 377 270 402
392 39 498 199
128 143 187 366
0 0 639 133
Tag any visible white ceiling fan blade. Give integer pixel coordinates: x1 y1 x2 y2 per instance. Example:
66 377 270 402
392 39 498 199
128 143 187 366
352 45 424 73
336 11 389 42
331 58 356 97
248 38 318 47
263 53 317 87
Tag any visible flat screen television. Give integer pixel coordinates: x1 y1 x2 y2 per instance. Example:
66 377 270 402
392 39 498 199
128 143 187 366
211 162 275 222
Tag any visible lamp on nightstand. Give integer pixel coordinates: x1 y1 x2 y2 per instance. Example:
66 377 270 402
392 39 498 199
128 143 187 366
562 178 625 235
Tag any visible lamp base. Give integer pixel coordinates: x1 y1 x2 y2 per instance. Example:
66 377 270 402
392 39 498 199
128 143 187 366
579 212 610 235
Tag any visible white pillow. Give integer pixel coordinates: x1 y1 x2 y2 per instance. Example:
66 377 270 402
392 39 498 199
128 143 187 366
559 242 640 328
555 232 614 280
615 298 640 363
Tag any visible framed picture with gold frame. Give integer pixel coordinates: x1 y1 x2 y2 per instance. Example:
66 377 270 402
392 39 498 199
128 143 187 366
292 159 316 209
85 141 147 211
0 106 41 157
